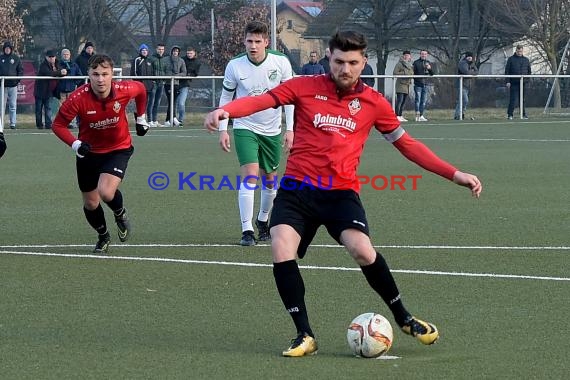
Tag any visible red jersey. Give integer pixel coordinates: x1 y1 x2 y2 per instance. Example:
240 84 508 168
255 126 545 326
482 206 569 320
222 75 457 192
53 81 147 153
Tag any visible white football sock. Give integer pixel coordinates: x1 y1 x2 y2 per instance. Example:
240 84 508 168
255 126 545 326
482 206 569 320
258 188 277 222
238 186 255 232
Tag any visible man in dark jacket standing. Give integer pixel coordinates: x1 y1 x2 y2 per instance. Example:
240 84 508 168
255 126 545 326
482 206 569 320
454 52 478 120
130 44 155 118
163 45 186 127
34 50 66 129
301 51 324 75
505 45 531 119
0 41 24 129
318 48 330 74
412 49 434 122
149 43 168 127
178 47 201 127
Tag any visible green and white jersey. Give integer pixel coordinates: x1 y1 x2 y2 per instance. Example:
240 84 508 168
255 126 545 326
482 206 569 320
220 50 294 136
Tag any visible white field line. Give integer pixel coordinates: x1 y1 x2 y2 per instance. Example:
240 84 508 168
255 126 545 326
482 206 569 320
1 249 568 282
2 243 569 250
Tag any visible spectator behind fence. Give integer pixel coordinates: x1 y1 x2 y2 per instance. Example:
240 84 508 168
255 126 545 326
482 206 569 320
318 48 330 73
57 48 83 128
301 51 325 75
149 43 168 127
130 44 155 119
0 41 24 129
454 52 478 120
505 45 531 120
178 47 201 127
393 50 413 122
412 50 434 122
164 45 186 127
361 53 375 88
75 41 95 79
35 50 66 130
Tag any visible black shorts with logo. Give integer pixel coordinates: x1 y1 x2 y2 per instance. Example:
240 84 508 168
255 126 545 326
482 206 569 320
269 177 370 258
76 146 134 192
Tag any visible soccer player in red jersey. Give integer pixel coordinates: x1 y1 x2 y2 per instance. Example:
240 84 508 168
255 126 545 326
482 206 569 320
205 31 482 357
53 54 149 253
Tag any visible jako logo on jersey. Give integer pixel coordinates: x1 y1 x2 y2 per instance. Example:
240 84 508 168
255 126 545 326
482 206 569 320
90 116 119 129
348 98 362 115
314 94 328 101
113 101 121 113
313 113 357 133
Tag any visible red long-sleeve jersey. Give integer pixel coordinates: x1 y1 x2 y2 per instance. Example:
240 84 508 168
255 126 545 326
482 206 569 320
221 74 457 192
53 81 147 153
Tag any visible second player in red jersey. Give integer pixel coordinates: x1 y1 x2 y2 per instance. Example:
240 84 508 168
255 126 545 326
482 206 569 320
53 54 150 254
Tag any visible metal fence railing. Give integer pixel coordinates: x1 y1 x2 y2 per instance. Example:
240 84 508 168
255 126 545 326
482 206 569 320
2 74 569 125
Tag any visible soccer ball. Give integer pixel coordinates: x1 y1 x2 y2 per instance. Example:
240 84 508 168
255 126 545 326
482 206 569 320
347 312 393 358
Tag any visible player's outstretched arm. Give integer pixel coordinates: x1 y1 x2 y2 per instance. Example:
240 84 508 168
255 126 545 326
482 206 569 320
452 171 482 198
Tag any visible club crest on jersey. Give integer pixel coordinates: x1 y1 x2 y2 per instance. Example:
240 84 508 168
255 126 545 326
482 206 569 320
348 98 361 116
267 69 278 81
113 101 121 113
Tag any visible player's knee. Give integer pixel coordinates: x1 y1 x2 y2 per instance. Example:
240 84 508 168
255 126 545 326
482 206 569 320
345 240 376 265
98 188 116 203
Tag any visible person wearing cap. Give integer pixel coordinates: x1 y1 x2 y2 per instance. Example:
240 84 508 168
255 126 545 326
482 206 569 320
454 51 478 120
0 41 24 129
57 48 83 127
178 47 201 127
393 50 414 122
163 45 186 127
34 50 67 129
75 41 95 79
130 43 155 119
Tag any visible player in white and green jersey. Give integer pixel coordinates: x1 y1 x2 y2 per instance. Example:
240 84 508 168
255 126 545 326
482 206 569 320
217 21 295 246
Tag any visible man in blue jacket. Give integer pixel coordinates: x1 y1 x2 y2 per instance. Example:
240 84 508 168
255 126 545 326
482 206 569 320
301 51 324 75
0 41 24 129
505 45 531 119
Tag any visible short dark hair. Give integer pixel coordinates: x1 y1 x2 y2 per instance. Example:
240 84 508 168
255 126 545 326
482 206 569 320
328 31 367 55
87 54 114 70
403 50 411 55
244 21 269 38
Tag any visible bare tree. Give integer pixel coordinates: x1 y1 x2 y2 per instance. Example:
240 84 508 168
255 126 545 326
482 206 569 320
189 1 270 75
140 0 195 46
485 0 570 107
416 0 512 72
0 0 27 53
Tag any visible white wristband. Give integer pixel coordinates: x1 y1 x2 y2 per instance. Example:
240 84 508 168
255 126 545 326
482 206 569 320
72 140 84 158
136 114 148 125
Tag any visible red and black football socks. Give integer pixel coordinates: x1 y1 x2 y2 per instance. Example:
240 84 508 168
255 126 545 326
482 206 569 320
273 260 315 337
83 204 107 235
360 251 411 327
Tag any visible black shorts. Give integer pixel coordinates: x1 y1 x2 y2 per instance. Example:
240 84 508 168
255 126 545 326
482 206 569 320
269 177 370 258
76 146 134 192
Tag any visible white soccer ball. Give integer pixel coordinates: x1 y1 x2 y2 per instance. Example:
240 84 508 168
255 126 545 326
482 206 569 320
347 312 393 358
